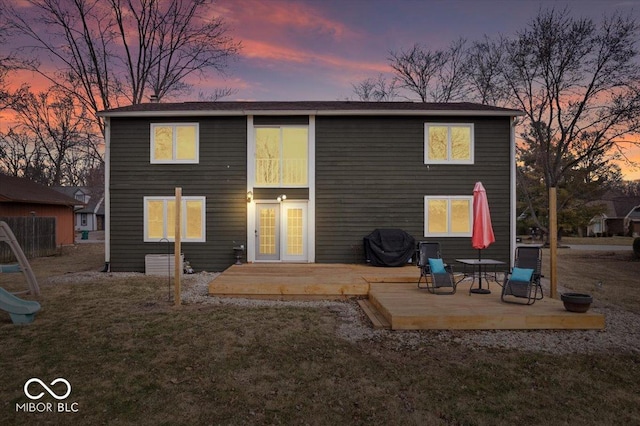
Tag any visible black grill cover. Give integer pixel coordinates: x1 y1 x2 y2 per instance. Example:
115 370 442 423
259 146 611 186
363 229 415 267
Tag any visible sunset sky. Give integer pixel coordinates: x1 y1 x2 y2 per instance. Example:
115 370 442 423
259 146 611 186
216 0 640 181
4 0 640 179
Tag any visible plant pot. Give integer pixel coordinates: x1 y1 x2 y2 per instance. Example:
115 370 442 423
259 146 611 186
561 293 593 313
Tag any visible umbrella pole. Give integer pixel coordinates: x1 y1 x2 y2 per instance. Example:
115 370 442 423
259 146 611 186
470 249 491 294
478 249 482 290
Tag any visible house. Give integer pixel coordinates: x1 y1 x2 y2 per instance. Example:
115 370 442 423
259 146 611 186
587 193 640 237
625 205 640 237
98 101 523 273
53 186 105 231
0 174 79 246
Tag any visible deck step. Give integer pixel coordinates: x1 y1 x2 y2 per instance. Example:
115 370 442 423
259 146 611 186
357 299 391 329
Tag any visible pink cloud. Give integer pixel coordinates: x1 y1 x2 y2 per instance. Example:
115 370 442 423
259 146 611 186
216 0 355 41
242 39 388 74
216 0 383 73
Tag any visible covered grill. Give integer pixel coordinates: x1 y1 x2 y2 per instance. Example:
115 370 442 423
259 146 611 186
363 229 415 267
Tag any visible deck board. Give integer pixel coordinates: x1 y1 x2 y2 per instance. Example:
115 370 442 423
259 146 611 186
208 263 605 330
369 281 604 330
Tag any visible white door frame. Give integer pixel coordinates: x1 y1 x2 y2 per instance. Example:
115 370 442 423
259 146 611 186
252 200 308 262
246 115 315 263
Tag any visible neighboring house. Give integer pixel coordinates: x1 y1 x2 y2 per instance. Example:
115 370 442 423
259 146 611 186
53 186 105 231
0 174 79 246
625 205 640 237
587 194 640 237
99 101 523 272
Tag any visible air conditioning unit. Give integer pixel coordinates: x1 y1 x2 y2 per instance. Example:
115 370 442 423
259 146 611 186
145 254 184 276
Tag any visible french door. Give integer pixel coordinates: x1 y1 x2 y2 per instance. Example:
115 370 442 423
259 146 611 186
255 202 307 262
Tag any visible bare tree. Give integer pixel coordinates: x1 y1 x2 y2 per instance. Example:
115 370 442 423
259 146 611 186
387 39 468 102
111 0 240 103
502 8 640 202
463 36 508 106
351 74 398 101
5 87 102 185
2 0 241 134
0 18 32 111
501 6 640 230
498 7 640 281
197 88 239 102
0 129 45 179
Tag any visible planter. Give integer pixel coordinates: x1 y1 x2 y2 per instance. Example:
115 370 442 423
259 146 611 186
561 292 593 313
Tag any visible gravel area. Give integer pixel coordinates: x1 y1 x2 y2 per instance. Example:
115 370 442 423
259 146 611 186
46 271 640 355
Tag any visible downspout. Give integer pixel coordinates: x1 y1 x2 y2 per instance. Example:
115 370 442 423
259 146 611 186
102 117 111 272
510 116 518 268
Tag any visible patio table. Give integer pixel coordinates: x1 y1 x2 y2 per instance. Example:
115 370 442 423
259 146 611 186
455 258 506 295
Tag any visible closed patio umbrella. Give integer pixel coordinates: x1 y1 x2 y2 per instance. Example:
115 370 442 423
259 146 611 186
472 181 495 254
471 182 495 294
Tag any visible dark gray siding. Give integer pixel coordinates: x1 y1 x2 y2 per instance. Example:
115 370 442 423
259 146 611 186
254 116 309 125
109 116 247 272
253 188 309 201
315 116 512 266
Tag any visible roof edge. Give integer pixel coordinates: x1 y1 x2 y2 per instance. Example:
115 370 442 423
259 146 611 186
99 108 524 118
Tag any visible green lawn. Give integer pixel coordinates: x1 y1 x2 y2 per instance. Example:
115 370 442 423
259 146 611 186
1 244 639 425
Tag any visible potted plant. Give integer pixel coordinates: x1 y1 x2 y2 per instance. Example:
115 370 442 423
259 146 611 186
560 293 593 313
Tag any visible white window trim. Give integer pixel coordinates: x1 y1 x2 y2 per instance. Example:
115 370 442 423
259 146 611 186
143 196 206 242
424 196 473 237
424 123 474 165
253 125 309 188
150 123 200 164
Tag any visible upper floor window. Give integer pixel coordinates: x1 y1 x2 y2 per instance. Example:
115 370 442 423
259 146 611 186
424 196 473 237
151 123 199 164
424 123 473 164
255 126 308 186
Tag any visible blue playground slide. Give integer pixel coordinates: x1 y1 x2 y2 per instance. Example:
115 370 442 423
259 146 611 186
0 287 41 324
0 264 21 273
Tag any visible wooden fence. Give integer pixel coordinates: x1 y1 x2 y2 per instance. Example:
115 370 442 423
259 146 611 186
0 217 57 262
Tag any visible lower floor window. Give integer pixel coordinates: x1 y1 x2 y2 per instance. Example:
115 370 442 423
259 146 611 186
424 196 472 237
144 196 206 242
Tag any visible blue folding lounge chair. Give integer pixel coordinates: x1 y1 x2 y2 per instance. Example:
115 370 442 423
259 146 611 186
426 257 457 295
417 241 444 289
501 246 543 305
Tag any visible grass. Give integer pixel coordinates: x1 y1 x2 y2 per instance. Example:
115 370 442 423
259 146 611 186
520 235 639 312
1 242 640 425
561 236 635 246
550 249 640 313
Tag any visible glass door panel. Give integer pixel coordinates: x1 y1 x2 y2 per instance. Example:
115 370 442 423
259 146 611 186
255 204 279 261
282 203 307 261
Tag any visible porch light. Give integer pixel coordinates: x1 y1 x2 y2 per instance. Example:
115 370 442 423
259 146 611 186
276 194 287 202
246 191 253 203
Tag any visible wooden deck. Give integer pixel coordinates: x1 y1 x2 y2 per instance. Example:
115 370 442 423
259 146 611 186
208 263 605 330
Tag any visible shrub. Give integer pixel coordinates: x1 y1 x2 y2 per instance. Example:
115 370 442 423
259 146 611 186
634 237 640 259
